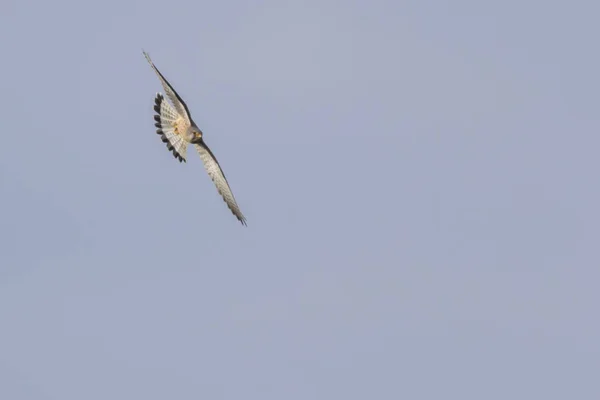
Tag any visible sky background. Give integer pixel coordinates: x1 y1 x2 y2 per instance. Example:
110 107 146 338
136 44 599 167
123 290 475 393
1 0 599 398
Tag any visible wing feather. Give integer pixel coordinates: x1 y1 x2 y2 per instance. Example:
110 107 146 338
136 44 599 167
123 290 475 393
143 50 193 124
194 142 246 226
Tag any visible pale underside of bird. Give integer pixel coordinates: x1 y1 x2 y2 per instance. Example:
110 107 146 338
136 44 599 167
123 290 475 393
143 51 247 226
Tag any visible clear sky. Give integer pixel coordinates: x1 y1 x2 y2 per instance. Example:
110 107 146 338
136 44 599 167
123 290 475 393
1 0 599 398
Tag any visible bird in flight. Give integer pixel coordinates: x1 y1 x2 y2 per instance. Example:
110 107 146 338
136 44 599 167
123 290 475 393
143 51 247 226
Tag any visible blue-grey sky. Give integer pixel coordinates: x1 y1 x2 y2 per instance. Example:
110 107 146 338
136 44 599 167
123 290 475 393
1 0 599 398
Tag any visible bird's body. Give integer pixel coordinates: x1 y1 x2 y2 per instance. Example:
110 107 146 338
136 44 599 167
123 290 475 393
143 51 247 226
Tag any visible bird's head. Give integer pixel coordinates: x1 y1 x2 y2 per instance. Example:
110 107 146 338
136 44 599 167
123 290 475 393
191 127 203 143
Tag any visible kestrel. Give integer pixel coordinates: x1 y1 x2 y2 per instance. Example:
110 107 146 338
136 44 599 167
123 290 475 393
143 51 247 226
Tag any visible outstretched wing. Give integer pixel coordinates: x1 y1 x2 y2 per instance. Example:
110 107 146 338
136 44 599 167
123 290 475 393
154 93 188 162
194 142 247 226
143 50 193 124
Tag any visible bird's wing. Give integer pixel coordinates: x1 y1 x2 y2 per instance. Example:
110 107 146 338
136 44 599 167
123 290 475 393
194 142 247 226
143 50 192 124
154 93 188 162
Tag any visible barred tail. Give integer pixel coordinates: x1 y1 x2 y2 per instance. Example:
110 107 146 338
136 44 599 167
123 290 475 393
153 93 187 163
